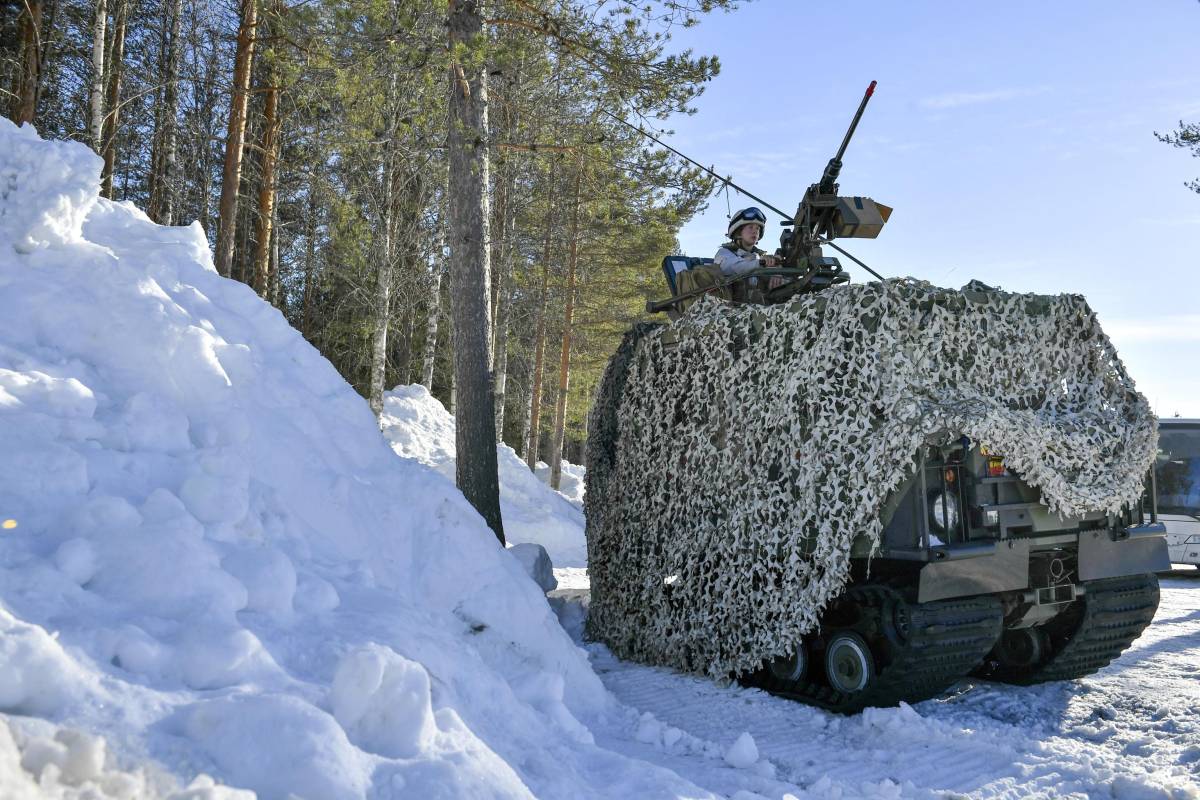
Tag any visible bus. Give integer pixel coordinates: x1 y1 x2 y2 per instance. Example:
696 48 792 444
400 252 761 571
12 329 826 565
1155 418 1200 568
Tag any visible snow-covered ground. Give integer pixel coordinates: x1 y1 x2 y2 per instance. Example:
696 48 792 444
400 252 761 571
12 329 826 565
1 118 1197 799
554 571 1200 799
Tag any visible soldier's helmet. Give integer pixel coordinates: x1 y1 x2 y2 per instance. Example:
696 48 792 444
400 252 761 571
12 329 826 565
727 206 768 240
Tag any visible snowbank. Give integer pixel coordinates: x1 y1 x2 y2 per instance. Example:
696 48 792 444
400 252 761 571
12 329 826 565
535 459 586 510
0 119 706 798
381 384 588 567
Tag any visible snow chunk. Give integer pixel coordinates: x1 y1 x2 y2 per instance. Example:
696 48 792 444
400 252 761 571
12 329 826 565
109 391 192 453
723 731 759 769
860 701 924 733
175 624 278 690
0 609 91 715
509 542 558 593
106 624 170 677
0 369 95 418
331 644 437 759
0 119 100 252
295 571 340 613
178 454 249 526
20 728 105 786
221 545 296 616
54 537 98 585
179 694 369 800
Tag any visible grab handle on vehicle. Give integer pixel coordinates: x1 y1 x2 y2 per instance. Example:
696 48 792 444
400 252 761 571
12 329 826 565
1114 521 1166 542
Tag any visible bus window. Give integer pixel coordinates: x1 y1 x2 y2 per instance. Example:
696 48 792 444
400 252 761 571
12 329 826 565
1156 421 1200 518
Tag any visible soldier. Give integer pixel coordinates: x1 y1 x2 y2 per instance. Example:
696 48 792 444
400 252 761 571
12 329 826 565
715 207 784 294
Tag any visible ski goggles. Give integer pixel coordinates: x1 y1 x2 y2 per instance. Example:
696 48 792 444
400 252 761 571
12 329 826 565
735 207 767 223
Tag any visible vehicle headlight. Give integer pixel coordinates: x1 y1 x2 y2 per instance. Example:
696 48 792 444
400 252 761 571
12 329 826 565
930 492 959 531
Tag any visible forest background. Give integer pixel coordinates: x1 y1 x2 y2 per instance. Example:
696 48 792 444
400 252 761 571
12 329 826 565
0 0 732 493
7 0 1198 504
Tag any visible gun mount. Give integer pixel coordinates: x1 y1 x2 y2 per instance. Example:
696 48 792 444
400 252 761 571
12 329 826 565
775 80 893 294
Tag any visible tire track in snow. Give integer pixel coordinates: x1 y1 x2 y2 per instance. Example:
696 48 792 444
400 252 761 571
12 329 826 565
569 579 1200 798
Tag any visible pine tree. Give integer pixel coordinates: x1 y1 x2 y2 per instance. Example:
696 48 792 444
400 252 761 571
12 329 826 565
447 0 504 541
1156 121 1200 194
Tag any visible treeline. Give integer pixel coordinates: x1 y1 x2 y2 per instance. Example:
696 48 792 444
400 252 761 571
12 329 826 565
2 0 727 482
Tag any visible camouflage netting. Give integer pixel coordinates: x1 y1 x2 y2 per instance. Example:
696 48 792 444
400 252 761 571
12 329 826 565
584 278 1156 679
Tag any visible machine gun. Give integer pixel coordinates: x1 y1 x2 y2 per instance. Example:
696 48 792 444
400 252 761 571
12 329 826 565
635 81 892 314
774 80 893 297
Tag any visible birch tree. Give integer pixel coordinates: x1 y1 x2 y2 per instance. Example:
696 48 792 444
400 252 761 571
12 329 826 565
420 217 446 389
88 0 107 149
367 71 400 415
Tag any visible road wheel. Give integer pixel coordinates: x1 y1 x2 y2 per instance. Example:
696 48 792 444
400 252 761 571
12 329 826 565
825 632 876 694
767 642 809 683
995 627 1048 670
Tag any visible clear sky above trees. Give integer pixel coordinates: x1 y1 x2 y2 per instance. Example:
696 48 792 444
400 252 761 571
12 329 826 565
663 0 1200 417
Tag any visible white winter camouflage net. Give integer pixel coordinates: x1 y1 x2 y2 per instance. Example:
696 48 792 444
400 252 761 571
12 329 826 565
584 278 1156 679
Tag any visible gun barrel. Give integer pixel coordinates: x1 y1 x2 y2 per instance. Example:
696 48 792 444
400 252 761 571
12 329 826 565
834 80 877 164
816 81 876 196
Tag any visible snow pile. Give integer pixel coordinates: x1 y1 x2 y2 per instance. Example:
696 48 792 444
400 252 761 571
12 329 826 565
0 718 252 799
535 460 586 510
0 118 705 799
381 384 588 567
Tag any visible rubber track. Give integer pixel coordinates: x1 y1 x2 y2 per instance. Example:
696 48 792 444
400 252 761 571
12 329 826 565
987 572 1160 686
745 586 1003 714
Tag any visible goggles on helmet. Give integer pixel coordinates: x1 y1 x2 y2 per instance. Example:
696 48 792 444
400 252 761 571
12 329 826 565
727 207 768 239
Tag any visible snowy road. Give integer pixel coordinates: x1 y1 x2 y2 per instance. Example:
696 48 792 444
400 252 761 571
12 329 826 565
557 572 1200 799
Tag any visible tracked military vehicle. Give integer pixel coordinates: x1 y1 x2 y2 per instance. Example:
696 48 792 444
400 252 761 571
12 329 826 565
584 84 1169 714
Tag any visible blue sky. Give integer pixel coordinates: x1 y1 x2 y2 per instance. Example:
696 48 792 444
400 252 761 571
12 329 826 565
662 0 1200 417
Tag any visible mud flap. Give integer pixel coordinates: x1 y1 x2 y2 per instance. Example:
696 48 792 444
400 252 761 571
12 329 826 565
917 539 1031 603
1078 528 1170 581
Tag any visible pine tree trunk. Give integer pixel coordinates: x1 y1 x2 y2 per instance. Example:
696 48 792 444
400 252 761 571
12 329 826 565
148 0 185 223
15 1 42 125
447 0 503 542
214 0 258 278
145 6 168 217
524 193 554 470
548 161 583 490
100 0 126 199
88 0 107 150
252 73 280 296
191 25 222 236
